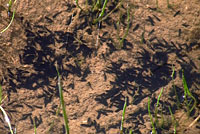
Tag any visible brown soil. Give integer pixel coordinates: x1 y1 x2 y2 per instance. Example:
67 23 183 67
0 0 200 134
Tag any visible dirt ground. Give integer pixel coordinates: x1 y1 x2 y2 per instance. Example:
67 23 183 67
0 0 200 134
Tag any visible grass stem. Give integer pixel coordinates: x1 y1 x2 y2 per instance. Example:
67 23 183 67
182 70 197 116
148 97 156 134
33 118 37 134
0 106 13 134
119 4 131 48
155 87 164 126
171 65 180 108
56 68 70 134
0 10 15 34
168 106 177 134
93 0 108 24
120 97 127 134
75 0 84 11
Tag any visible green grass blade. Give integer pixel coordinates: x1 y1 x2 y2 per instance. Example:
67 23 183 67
8 0 17 12
120 97 127 134
171 65 175 78
148 97 156 134
56 68 70 134
92 0 101 12
182 70 197 116
168 106 177 134
48 103 61 133
129 128 133 134
8 0 13 13
156 87 164 107
75 0 83 11
0 10 15 34
0 106 13 134
171 65 180 108
119 4 131 48
154 87 164 126
33 119 37 134
182 70 188 99
167 0 172 8
141 30 145 44
156 0 159 9
101 0 124 22
93 0 108 24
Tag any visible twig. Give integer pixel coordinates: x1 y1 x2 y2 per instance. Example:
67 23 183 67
188 115 200 128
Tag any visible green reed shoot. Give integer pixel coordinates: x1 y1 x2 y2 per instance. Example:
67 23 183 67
120 97 127 134
101 0 124 22
156 0 159 9
33 118 37 134
159 108 164 128
125 128 133 134
1 10 15 34
155 87 164 126
75 0 83 11
167 0 170 8
116 10 122 43
48 103 61 133
168 106 177 134
92 0 101 12
171 65 180 108
0 85 13 133
129 129 133 134
56 68 70 134
8 0 17 16
119 4 131 48
167 0 172 9
141 29 145 44
148 97 156 134
182 70 197 116
1 0 17 34
93 0 108 24
0 106 14 134
0 85 7 106
8 0 13 13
